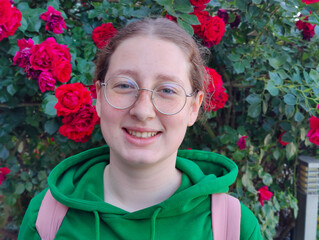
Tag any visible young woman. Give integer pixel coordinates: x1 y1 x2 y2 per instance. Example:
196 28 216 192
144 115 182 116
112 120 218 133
18 18 262 239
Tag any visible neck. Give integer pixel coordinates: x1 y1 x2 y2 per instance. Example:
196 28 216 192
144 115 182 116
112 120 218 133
103 153 182 212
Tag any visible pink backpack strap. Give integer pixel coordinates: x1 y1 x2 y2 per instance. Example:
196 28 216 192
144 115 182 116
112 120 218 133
36 189 69 240
211 193 241 240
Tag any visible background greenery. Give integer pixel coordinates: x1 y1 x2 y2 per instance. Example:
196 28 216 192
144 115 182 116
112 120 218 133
0 0 319 239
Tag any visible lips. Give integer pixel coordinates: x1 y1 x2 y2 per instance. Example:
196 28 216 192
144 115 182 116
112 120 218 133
123 128 160 139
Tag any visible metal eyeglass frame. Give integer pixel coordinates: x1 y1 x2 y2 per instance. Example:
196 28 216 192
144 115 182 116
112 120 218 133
100 77 197 116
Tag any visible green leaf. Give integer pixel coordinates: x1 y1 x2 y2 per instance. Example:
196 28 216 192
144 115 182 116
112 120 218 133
286 142 297 160
26 182 33 192
268 58 283 69
283 94 297 105
180 14 200 25
174 0 193 13
38 171 47 181
309 69 319 81
252 0 262 4
7 84 17 96
246 94 261 104
285 105 294 118
154 0 171 6
177 18 194 36
19 17 28 32
262 173 273 186
282 132 293 143
42 95 58 117
0 145 9 160
269 71 282 85
47 0 60 10
265 81 278 96
15 183 25 194
44 119 59 135
233 62 245 74
294 111 305 122
228 54 241 62
248 104 261 118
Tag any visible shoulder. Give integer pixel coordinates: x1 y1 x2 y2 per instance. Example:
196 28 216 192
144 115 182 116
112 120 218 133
240 203 263 240
18 188 48 240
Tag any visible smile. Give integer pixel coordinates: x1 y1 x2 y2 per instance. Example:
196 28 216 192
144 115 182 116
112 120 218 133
127 130 158 138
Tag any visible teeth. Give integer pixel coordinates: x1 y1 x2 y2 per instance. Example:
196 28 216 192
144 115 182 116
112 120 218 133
128 130 157 138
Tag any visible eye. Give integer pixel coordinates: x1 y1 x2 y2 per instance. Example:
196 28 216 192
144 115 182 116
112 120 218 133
114 82 135 89
156 84 179 95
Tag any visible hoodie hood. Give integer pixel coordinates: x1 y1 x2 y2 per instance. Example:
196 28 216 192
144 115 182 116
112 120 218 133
48 146 238 216
47 146 238 239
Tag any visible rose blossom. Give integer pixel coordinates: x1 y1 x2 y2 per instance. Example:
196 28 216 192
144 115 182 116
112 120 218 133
52 58 72 83
192 10 225 47
189 0 210 8
59 104 99 142
278 131 289 146
165 14 177 22
302 0 319 4
0 0 12 25
230 14 241 29
54 83 92 116
0 167 10 185
13 38 34 68
38 71 56 92
40 6 67 34
29 37 71 71
237 136 248 150
0 2 21 41
203 66 228 111
296 14 316 41
307 116 319 145
258 186 273 206
87 84 97 99
92 23 117 49
217 9 229 24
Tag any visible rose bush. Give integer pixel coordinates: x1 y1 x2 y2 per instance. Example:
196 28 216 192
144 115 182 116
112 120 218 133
0 0 319 239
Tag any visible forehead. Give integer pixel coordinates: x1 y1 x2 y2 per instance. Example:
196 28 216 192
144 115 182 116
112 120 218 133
106 36 191 87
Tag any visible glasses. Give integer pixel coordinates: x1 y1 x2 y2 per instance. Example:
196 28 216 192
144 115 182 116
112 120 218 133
100 76 197 115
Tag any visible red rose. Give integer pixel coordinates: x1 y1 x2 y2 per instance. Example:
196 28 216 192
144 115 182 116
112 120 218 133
302 0 319 4
30 37 71 71
189 0 210 8
192 9 210 36
59 104 99 142
0 2 21 41
296 14 316 41
307 116 319 145
230 14 241 29
92 23 117 49
13 38 34 68
203 67 228 111
200 16 225 46
165 14 177 22
54 83 92 116
87 84 97 99
38 71 56 92
258 186 273 206
217 9 229 24
0 167 10 185
0 0 12 25
53 58 72 83
278 132 289 146
237 136 248 150
40 6 67 34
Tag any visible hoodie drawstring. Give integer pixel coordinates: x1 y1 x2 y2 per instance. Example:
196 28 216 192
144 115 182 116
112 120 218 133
93 211 100 240
150 208 161 240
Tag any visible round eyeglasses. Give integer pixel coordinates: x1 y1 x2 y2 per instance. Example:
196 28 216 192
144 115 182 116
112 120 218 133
100 76 197 115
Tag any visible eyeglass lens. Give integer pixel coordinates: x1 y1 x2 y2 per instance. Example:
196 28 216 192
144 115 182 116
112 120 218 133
103 77 187 115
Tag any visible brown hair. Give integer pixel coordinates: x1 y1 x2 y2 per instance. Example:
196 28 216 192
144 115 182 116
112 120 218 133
94 18 208 94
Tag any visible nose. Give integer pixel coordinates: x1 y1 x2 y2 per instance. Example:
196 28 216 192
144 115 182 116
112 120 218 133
129 89 156 121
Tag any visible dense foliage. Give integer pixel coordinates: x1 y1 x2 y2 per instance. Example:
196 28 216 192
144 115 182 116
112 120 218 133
0 0 319 239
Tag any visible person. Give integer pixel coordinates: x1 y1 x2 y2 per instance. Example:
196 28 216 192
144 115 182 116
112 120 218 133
18 18 262 239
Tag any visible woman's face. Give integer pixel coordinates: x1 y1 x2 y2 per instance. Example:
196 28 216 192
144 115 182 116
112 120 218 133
96 36 203 167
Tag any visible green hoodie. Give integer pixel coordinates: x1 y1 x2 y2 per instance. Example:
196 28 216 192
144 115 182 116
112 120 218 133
18 146 262 240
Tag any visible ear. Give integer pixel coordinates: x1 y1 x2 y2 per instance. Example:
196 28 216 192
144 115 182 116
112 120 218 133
187 91 204 127
95 81 102 118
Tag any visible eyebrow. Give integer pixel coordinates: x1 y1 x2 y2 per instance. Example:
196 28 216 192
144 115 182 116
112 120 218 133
109 69 184 85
